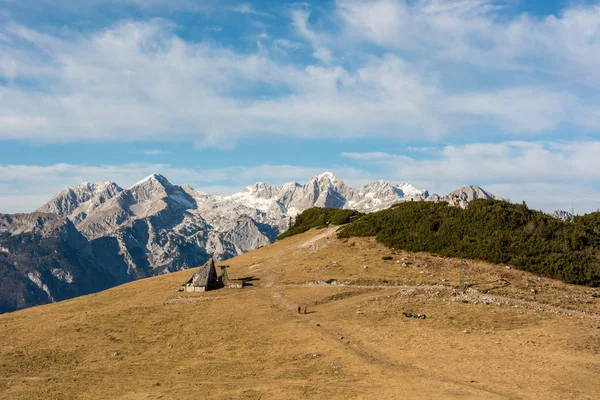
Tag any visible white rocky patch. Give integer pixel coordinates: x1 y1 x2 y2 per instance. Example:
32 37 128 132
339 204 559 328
51 268 74 284
27 271 55 301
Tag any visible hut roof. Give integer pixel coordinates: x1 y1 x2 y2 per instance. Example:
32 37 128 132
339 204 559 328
183 258 217 288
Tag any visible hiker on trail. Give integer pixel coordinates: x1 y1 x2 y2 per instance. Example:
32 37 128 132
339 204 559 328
304 305 307 314
297 305 301 314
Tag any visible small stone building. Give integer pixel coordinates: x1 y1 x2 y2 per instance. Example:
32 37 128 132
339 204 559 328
181 258 218 292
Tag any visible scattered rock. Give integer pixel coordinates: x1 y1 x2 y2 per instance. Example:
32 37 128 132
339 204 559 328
113 351 120 357
316 323 321 327
463 330 470 334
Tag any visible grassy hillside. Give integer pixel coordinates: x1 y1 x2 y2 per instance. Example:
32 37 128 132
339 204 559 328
277 207 363 240
1 227 599 399
336 199 600 286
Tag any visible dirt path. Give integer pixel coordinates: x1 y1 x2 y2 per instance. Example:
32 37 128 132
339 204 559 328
261 279 512 399
277 281 600 320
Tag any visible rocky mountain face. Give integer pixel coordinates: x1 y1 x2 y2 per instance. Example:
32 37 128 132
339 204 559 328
427 185 503 209
1 172 499 313
37 181 123 225
550 210 573 221
0 213 117 313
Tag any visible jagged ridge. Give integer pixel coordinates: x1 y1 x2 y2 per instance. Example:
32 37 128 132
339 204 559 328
0 172 500 312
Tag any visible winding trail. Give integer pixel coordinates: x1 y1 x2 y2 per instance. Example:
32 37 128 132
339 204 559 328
275 281 600 320
261 276 513 399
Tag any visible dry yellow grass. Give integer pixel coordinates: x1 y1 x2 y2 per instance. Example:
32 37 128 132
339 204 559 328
1 226 599 399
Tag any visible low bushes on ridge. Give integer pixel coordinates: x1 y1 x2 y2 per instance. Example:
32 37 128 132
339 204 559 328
337 199 600 287
277 208 363 241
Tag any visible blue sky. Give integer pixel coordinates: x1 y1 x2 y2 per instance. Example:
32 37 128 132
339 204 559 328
1 0 600 213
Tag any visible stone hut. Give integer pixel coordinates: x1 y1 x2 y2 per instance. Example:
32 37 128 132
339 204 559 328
181 258 218 292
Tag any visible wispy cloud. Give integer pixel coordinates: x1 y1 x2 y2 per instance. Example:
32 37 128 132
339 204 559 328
143 149 169 156
2 0 600 148
204 25 223 32
336 0 600 83
1 1 600 164
231 3 274 18
290 8 333 63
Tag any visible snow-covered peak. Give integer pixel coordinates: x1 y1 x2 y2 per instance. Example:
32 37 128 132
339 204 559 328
130 173 172 189
309 171 339 184
395 183 429 199
127 173 178 203
241 182 273 194
550 210 573 221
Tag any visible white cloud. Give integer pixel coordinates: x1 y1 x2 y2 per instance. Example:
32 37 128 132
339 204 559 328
143 149 169 155
291 8 333 63
445 88 579 133
231 3 274 18
0 2 600 147
0 21 448 143
341 151 398 161
0 0 217 14
336 0 600 83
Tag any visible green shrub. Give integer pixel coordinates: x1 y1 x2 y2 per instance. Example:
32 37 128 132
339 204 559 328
337 200 600 287
277 208 363 240
382 256 393 260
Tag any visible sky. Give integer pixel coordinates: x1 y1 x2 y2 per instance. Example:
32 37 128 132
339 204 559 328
1 0 600 214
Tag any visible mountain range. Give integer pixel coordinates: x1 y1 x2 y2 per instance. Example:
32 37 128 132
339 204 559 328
0 172 501 313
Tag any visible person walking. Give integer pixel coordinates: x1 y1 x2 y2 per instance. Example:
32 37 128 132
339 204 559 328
303 305 307 314
297 305 301 314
